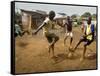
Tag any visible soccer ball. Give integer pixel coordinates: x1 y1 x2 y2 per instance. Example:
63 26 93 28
69 47 74 52
68 52 73 58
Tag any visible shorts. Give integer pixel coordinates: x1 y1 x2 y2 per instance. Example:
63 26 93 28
81 36 93 46
45 33 59 43
65 31 73 37
84 39 93 46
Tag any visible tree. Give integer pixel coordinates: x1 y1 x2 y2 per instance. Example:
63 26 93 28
58 13 67 17
81 12 91 18
71 14 77 19
92 14 96 19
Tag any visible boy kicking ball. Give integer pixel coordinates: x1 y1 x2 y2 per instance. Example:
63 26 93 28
74 17 95 61
33 11 59 57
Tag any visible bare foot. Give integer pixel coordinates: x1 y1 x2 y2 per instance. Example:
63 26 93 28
80 57 84 62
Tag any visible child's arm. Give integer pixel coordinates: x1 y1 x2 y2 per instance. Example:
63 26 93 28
33 22 46 35
33 17 49 35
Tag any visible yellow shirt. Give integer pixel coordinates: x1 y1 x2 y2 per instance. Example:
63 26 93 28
86 24 92 40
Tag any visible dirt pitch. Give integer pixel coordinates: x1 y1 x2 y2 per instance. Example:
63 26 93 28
15 27 97 74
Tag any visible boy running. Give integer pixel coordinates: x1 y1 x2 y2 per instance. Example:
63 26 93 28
74 17 95 61
33 11 59 57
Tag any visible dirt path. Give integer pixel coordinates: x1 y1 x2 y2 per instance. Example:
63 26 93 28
15 27 97 74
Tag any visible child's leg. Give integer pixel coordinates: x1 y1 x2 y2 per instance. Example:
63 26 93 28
22 31 26 36
27 30 30 35
51 36 59 56
74 37 85 51
81 40 93 61
51 44 54 56
48 35 59 57
48 45 51 55
46 33 59 57
18 31 23 37
48 38 54 56
64 35 68 46
80 44 87 61
69 32 73 48
15 32 18 37
83 45 87 58
48 44 54 56
70 37 73 47
64 32 69 46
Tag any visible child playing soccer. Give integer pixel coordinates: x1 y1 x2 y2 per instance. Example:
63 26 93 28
74 17 95 61
15 20 22 37
63 16 73 50
33 11 59 57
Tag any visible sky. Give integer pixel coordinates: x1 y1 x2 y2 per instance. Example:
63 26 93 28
15 2 97 16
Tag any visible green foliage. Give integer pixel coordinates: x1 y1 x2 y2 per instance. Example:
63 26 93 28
81 12 91 18
71 14 77 19
77 18 82 25
92 14 96 20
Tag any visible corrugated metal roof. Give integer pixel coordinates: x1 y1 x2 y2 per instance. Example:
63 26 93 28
20 9 47 15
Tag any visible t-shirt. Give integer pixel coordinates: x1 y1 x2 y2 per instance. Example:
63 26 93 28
65 20 72 32
86 24 94 40
43 17 55 35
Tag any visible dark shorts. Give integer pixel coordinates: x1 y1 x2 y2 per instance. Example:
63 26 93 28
45 33 59 43
80 36 93 46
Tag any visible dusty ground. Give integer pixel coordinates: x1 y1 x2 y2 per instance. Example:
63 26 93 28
15 27 97 74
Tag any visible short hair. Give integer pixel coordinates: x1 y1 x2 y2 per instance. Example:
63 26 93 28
87 16 92 24
88 16 92 21
67 16 70 20
49 11 55 18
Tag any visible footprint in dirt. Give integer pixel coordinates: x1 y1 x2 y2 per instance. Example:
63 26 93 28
51 56 60 64
51 54 68 64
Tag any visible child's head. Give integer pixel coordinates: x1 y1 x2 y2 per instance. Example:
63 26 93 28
67 16 72 24
87 16 92 25
49 11 55 20
67 16 70 21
